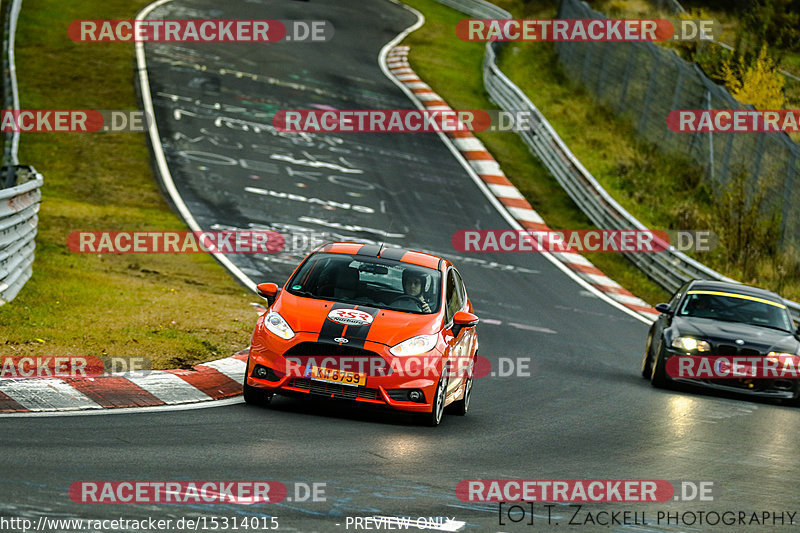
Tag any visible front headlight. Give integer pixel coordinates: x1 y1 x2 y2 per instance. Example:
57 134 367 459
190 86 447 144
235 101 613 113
672 336 711 353
390 334 438 357
264 310 295 340
766 351 797 363
767 351 796 358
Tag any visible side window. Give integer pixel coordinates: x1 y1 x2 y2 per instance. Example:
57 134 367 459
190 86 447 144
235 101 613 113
453 269 466 310
445 270 462 323
669 282 690 310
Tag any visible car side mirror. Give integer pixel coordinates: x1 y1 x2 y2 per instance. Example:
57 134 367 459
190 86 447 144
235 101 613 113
452 311 479 337
655 303 673 315
256 282 279 307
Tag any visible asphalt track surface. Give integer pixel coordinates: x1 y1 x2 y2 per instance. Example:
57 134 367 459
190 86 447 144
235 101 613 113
3 0 800 532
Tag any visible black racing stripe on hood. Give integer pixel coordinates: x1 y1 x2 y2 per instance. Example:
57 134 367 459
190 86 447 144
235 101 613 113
317 302 349 343
356 244 382 257
340 306 380 349
378 247 405 261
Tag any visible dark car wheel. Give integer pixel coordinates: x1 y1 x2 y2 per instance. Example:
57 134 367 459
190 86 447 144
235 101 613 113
650 340 669 388
243 382 274 406
641 335 654 378
242 359 274 406
421 373 448 427
450 376 472 416
242 384 273 405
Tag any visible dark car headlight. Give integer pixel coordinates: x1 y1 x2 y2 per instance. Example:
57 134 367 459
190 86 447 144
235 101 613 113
671 336 711 353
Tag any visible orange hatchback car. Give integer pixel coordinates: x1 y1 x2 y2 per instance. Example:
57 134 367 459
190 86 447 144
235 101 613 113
243 242 479 426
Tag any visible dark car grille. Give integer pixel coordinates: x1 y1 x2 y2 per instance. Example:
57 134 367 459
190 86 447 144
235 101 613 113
283 342 389 374
714 344 762 356
285 342 377 357
288 378 381 401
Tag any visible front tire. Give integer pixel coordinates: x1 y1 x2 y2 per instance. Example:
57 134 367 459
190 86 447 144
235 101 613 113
421 373 448 426
243 359 274 406
243 382 273 406
650 341 668 388
641 335 654 378
450 376 472 416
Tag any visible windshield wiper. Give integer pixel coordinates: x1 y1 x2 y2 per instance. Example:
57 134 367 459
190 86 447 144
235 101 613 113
748 323 793 334
290 289 317 298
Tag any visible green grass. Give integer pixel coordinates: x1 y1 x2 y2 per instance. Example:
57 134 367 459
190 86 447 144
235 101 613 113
0 0 255 366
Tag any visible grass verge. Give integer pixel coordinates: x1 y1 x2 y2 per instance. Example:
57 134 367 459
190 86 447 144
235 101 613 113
0 0 255 366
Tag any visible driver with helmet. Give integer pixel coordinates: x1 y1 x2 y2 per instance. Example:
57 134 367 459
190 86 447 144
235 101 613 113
394 269 432 312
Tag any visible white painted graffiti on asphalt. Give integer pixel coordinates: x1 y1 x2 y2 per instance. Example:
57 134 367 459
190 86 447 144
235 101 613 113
244 186 375 213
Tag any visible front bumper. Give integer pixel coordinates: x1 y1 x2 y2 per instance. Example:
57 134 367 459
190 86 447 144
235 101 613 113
663 348 800 400
245 337 445 413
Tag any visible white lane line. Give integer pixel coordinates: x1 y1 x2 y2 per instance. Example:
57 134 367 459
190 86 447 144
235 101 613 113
508 323 557 334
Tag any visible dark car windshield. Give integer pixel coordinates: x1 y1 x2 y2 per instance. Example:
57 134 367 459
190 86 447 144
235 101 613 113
285 253 441 314
677 290 794 332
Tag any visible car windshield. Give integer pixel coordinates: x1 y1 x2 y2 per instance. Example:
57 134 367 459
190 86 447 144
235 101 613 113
285 252 441 314
677 291 793 332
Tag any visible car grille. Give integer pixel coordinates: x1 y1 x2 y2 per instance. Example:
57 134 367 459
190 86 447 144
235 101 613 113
285 342 376 357
283 342 389 374
714 344 762 356
288 378 381 400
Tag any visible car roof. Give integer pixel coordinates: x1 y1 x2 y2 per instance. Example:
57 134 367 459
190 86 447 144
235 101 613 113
315 242 444 270
687 280 785 304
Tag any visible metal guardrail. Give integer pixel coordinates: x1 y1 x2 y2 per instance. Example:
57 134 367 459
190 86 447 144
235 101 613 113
431 0 800 323
0 0 38 306
2 0 22 187
0 166 41 304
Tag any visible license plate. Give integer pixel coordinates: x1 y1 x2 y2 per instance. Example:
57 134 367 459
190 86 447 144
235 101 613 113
305 365 366 387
